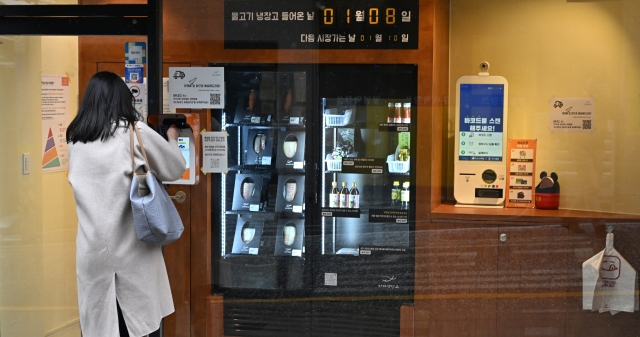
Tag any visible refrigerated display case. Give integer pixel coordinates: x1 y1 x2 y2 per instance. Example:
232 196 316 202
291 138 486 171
212 64 417 337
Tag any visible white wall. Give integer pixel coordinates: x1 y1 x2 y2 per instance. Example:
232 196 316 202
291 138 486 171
41 36 80 337
0 34 80 336
449 0 640 214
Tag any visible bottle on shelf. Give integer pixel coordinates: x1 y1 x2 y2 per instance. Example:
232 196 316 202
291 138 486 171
349 182 360 209
402 103 411 124
387 102 395 123
329 181 340 208
339 182 349 208
401 182 410 210
391 181 400 207
398 146 409 161
394 103 402 123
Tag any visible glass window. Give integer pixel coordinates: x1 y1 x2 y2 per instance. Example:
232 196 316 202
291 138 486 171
1 35 81 336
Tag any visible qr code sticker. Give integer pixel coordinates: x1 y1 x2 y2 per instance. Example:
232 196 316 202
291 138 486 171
209 158 219 168
210 93 221 105
325 273 337 286
583 120 592 130
130 73 138 81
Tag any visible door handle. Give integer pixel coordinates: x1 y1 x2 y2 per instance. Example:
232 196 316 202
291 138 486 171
169 191 187 203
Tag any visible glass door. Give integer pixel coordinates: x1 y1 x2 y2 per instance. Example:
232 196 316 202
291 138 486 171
311 64 417 337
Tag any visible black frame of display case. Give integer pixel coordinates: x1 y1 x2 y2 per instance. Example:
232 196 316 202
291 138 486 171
209 63 319 301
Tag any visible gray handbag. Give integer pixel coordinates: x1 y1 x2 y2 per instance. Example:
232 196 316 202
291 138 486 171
129 123 184 245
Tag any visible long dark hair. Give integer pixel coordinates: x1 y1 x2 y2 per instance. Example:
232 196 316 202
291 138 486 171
66 71 140 143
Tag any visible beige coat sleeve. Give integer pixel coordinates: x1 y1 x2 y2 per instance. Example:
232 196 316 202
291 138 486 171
134 122 186 181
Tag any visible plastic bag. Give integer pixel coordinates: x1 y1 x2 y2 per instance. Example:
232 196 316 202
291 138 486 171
583 233 638 315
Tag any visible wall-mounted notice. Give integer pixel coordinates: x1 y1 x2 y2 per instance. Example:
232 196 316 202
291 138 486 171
169 67 225 109
126 81 146 114
41 75 70 173
125 42 146 64
550 97 594 132
202 131 229 173
506 139 537 208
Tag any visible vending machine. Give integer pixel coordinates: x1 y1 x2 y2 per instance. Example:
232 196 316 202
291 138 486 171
212 64 417 337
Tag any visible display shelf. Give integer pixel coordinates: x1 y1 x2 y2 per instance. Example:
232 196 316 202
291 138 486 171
225 122 306 130
431 203 640 224
225 210 305 218
322 123 413 131
320 207 410 215
228 165 273 173
323 170 410 175
228 165 306 174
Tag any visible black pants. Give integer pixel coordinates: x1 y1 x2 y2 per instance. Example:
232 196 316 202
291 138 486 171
117 300 130 337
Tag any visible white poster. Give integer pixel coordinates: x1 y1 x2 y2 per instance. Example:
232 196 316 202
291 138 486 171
169 67 224 109
126 81 146 114
550 97 594 132
201 131 228 173
41 75 70 173
163 77 176 114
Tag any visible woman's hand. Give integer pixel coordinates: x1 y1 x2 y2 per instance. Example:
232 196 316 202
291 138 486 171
166 125 180 141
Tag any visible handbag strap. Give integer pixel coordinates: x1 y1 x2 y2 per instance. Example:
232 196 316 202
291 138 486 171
129 122 151 174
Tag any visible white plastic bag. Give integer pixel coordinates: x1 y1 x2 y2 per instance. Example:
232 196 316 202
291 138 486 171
582 233 638 315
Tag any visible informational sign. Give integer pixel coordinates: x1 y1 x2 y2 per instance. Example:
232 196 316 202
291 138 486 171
458 84 505 161
340 157 385 174
202 131 229 173
126 82 146 113
41 75 70 173
121 77 147 118
224 0 419 49
550 97 594 132
125 64 144 83
169 67 225 109
369 209 408 223
162 78 176 114
359 246 408 256
320 207 360 218
125 42 146 64
506 139 537 208
379 123 410 132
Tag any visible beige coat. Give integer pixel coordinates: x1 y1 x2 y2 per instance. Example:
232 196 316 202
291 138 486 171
68 122 186 337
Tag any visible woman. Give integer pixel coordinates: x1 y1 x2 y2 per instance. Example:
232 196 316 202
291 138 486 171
67 71 186 337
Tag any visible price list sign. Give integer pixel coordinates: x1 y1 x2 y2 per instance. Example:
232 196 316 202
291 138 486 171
224 0 419 49
341 157 385 174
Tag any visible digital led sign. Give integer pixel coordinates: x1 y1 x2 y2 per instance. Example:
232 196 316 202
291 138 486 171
224 0 419 49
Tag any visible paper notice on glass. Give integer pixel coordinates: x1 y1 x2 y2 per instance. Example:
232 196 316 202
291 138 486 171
163 78 176 114
169 67 224 109
550 97 594 132
41 75 70 173
126 81 146 114
202 131 228 173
